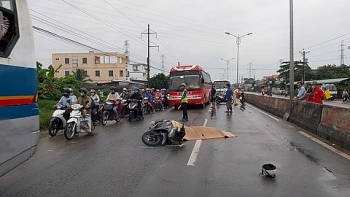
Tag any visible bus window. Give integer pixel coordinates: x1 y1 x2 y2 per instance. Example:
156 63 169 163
0 0 19 58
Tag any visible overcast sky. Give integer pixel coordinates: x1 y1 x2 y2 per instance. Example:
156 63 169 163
29 0 350 82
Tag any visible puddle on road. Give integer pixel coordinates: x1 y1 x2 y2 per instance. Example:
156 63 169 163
289 141 319 164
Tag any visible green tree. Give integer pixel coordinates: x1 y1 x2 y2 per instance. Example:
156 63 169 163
72 68 93 87
312 64 350 80
277 61 311 82
243 78 255 84
149 73 169 89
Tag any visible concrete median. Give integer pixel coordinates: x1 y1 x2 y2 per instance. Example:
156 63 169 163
288 101 323 133
317 106 350 150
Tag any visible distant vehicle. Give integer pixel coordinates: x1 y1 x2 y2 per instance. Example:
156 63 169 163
168 65 212 108
322 84 337 96
0 0 39 177
213 80 229 95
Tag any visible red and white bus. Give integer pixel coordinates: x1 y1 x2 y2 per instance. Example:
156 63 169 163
168 65 212 108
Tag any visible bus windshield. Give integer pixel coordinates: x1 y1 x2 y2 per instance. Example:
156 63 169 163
169 75 200 91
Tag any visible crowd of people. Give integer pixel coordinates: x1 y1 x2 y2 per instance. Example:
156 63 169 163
56 86 170 134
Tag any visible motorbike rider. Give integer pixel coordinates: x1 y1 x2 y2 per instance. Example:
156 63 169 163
68 88 77 104
77 87 93 136
155 89 163 110
161 88 169 108
90 89 100 126
56 88 73 120
106 86 121 119
131 87 143 117
57 88 72 108
120 87 128 99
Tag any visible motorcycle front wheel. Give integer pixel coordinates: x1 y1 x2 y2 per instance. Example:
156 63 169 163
64 122 76 140
102 111 108 126
142 131 163 147
49 119 60 137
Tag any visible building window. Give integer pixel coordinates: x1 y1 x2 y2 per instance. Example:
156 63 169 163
65 71 69 76
109 70 113 77
133 65 139 71
72 56 78 68
65 58 69 64
119 70 123 77
119 57 123 64
95 70 100 77
82 57 87 64
55 58 59 60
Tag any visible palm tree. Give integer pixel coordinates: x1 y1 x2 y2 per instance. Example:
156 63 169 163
72 68 93 87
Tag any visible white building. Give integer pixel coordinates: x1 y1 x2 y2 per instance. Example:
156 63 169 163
129 63 147 81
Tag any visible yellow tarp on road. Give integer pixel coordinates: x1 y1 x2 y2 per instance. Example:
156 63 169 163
172 121 237 141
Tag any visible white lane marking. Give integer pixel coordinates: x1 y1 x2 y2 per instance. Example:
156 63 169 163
203 119 208 127
298 131 350 161
287 125 295 129
187 119 207 166
246 103 279 122
187 140 202 166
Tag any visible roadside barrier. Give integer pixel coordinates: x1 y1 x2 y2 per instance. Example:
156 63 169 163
246 93 350 151
317 105 350 150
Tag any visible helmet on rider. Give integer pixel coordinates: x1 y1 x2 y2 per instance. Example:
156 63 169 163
133 87 139 93
110 86 116 94
90 89 96 96
63 88 70 98
156 89 160 92
123 87 127 91
80 87 88 97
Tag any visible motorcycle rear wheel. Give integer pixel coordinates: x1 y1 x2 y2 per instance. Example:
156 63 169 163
64 122 76 140
142 131 163 147
49 120 60 137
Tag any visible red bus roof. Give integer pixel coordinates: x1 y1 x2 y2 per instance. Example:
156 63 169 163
170 65 205 72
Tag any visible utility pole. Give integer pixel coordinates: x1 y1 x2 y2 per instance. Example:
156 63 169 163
340 40 345 66
252 68 257 81
123 40 130 56
141 24 158 87
220 57 235 81
299 48 310 84
248 62 253 78
160 54 165 74
289 0 295 100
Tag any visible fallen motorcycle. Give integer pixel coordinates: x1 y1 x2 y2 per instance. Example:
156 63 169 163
142 120 186 147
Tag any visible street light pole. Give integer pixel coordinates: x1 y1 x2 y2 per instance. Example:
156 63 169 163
220 57 235 81
225 32 252 87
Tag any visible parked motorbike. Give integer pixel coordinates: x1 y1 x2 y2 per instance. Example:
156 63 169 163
142 119 186 147
215 94 226 104
128 99 144 122
100 100 122 125
64 104 94 140
48 104 70 137
142 97 155 114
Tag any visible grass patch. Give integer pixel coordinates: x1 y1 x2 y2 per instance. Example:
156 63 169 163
38 99 57 131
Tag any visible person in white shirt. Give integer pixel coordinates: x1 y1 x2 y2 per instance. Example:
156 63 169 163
90 89 100 125
107 86 121 119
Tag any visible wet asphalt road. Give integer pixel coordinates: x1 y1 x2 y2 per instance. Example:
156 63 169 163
1 104 350 197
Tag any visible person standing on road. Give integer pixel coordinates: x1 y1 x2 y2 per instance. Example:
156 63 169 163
180 83 188 122
312 81 324 104
225 83 233 113
233 87 239 106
